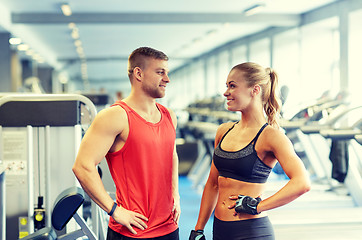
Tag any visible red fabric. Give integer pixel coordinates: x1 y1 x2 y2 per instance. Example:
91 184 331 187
105 101 177 238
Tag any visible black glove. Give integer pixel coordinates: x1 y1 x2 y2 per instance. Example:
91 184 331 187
234 195 261 215
189 230 206 240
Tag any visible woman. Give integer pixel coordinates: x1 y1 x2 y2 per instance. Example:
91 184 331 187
189 62 311 240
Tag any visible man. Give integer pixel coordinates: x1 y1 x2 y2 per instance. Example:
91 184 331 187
73 47 180 240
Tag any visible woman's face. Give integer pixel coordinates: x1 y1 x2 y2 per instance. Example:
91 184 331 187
224 70 253 112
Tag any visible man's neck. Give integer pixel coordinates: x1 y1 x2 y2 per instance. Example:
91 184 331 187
122 93 161 123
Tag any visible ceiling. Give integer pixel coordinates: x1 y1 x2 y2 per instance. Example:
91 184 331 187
0 0 337 93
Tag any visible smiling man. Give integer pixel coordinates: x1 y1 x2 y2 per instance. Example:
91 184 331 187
73 47 181 240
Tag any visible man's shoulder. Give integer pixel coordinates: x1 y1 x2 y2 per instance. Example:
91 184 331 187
156 102 168 112
104 104 127 116
94 105 128 127
156 103 177 127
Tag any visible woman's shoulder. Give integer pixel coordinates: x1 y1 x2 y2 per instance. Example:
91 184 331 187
263 125 285 137
215 121 236 142
261 125 291 148
217 121 236 133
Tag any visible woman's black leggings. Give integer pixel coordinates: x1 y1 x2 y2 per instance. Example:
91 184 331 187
213 216 275 240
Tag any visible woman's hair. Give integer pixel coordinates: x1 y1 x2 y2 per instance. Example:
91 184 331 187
127 47 168 79
231 62 281 128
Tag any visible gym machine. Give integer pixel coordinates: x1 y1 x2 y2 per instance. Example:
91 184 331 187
319 106 362 205
0 167 5 240
184 121 219 191
0 94 97 239
21 187 96 240
298 105 361 184
279 92 351 182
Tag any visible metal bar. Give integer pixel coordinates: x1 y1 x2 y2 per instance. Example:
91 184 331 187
27 125 34 234
0 169 5 240
0 126 4 240
72 213 97 240
0 126 2 165
45 126 51 228
57 229 85 240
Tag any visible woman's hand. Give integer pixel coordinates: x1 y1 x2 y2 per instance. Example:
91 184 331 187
228 195 261 215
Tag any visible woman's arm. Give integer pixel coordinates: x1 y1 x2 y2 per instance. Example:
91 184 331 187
193 123 232 230
194 162 219 230
257 128 311 213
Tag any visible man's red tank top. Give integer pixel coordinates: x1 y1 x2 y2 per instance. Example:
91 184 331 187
105 101 178 238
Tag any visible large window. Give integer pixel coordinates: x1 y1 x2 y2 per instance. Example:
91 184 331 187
216 50 230 96
300 17 339 102
249 38 270 68
273 28 301 115
349 9 362 104
231 45 247 67
205 56 217 97
167 9 355 113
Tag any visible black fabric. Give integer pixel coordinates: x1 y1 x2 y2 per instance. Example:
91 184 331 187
213 216 275 240
106 227 179 240
213 123 272 183
329 139 349 183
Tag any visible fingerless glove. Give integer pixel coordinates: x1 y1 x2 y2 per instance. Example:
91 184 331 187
189 230 206 240
235 195 261 215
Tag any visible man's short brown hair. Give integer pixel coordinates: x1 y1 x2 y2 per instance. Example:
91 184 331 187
127 47 168 78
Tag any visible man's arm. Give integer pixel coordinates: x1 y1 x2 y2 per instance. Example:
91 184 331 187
168 109 181 224
72 106 148 235
171 142 181 224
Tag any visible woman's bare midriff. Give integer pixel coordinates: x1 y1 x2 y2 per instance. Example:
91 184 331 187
215 176 267 221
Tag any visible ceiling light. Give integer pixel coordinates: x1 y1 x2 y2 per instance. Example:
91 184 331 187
35 58 45 64
68 22 76 29
26 49 35 56
71 29 79 39
243 4 265 16
61 3 72 16
17 44 29 51
81 66 87 72
9 37 22 45
32 54 41 60
74 40 82 47
76 46 84 55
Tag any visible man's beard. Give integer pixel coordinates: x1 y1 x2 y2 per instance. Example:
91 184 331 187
142 84 165 99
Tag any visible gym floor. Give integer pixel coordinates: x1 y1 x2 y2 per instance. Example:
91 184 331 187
178 174 362 240
179 176 213 239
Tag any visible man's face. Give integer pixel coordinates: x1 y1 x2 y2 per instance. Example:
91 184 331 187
141 59 170 98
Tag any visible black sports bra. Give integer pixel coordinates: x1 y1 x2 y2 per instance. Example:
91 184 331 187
213 123 272 183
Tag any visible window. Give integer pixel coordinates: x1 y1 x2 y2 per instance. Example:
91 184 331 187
249 38 270 67
349 9 362 104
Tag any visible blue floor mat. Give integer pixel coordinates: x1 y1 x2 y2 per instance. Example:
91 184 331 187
178 176 213 239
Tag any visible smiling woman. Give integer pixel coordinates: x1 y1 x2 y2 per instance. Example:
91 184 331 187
189 62 311 240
